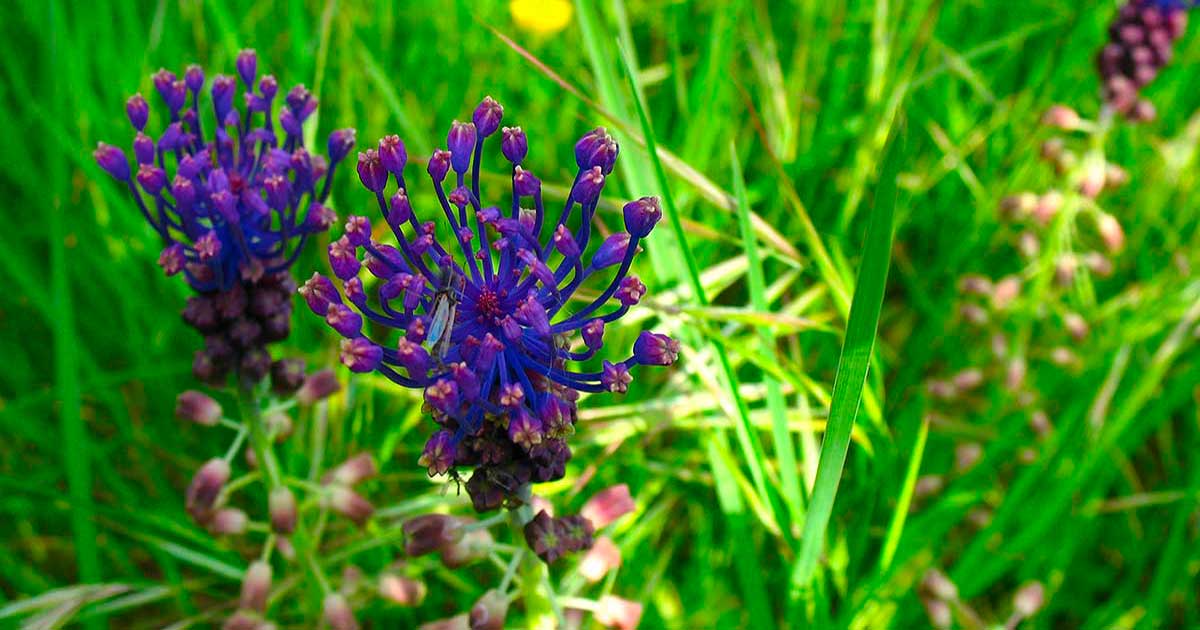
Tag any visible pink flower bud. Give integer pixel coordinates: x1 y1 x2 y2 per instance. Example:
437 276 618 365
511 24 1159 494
265 411 293 441
922 597 952 629
210 508 248 536
1029 409 1052 438
186 458 231 521
1105 163 1129 189
1032 191 1062 226
914 475 944 499
1096 213 1125 252
921 569 958 600
176 390 222 426
327 485 374 526
951 368 983 391
1013 581 1046 617
1078 162 1106 199
323 593 359 630
323 452 378 486
418 614 470 630
269 487 297 534
579 536 622 582
441 528 493 569
1042 105 1081 130
1005 357 1027 391
239 560 272 612
581 484 635 529
955 443 982 473
991 276 1021 310
380 574 426 606
594 595 643 630
1064 312 1088 341
469 589 508 630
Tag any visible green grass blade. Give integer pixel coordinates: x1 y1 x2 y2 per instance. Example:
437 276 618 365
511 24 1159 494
707 435 775 629
878 414 929 571
617 40 776 526
730 143 803 525
788 130 903 608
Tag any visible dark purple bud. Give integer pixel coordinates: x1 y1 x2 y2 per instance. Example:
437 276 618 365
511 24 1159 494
389 189 413 226
425 379 460 416
592 233 630 269
326 303 363 337
345 276 367 306
211 75 235 118
259 74 278 101
94 143 132 181
623 196 662 238
428 149 452 182
472 96 504 137
133 132 155 165
469 589 508 630
185 458 230 521
297 369 341 405
136 164 167 195
447 121 477 173
210 190 238 223
176 390 222 426
264 174 290 210
165 80 187 113
239 349 272 383
516 293 551 336
322 593 359 630
418 430 457 476
340 337 382 372
184 64 205 93
523 510 565 564
328 236 361 280
575 127 618 174
157 122 185 152
582 319 605 349
239 560 272 613
450 362 480 401
271 358 306 395
269 486 297 534
396 339 431 378
343 215 372 247
152 68 176 99
633 332 680 366
616 275 646 306
513 166 541 197
305 202 338 231
508 409 544 450
552 224 580 257
328 128 357 164
171 176 196 208
299 273 340 316
378 134 408 175
574 167 605 205
327 485 374 526
601 361 632 393
236 49 257 87
125 94 149 130
448 185 470 208
356 149 388 192
501 126 528 164
158 243 186 276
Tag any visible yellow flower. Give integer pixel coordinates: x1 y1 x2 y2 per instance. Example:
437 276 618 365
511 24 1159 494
509 0 574 36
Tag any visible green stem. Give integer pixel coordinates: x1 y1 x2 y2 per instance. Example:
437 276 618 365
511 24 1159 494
511 485 559 630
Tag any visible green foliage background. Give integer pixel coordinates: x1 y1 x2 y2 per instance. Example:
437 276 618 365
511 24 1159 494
3 0 1200 627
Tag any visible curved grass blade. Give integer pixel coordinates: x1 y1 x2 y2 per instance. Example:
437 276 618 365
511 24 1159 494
787 130 903 615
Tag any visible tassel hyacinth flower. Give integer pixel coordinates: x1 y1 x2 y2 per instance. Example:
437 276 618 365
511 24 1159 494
1098 0 1195 121
94 49 354 385
305 96 678 511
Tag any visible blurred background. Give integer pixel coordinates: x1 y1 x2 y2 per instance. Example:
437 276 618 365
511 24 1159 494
3 0 1200 627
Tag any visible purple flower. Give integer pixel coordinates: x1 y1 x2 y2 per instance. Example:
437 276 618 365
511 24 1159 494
1097 0 1195 121
308 97 678 511
94 52 353 385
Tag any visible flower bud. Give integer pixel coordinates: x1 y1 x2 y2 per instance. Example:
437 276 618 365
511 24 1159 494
186 458 231 521
270 358 306 396
328 128 357 164
269 487 297 534
418 614 470 630
594 595 643 630
1013 581 1046 617
447 121 477 173
378 135 408 176
922 597 952 629
469 589 508 630
1042 104 1081 130
324 452 378 486
579 536 622 582
441 527 493 569
403 514 465 556
1096 213 1125 252
239 560 272 612
236 49 258 87
297 369 341 405
951 368 983 391
501 126 527 164
125 93 149 130
632 332 679 367
1078 161 1106 199
921 569 958 600
322 593 359 630
209 508 249 536
623 196 662 238
581 484 635 529
327 485 374 526
380 574 426 606
340 338 383 373
357 149 387 192
222 611 259 630
176 390 222 426
954 443 982 473
473 96 504 137
991 276 1021 310
1064 312 1088 341
1032 190 1062 226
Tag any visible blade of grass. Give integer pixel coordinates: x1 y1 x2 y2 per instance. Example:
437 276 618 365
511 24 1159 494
707 434 775 629
618 40 777 527
878 414 928 571
787 129 902 612
731 143 804 527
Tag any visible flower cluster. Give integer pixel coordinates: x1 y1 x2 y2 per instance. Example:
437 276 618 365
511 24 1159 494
303 96 678 512
93 49 354 385
1097 0 1194 121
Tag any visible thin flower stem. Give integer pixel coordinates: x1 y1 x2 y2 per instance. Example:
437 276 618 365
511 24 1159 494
498 546 524 593
222 425 249 463
463 510 509 533
511 484 561 630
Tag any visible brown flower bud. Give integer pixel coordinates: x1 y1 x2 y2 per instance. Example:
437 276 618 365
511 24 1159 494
323 593 359 630
296 369 341 405
955 443 982 473
957 274 992 296
403 514 464 557
186 458 231 522
441 527 494 569
327 485 374 526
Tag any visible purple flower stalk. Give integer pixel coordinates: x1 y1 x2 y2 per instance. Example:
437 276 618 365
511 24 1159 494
94 50 354 385
306 97 678 511
1098 0 1194 121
